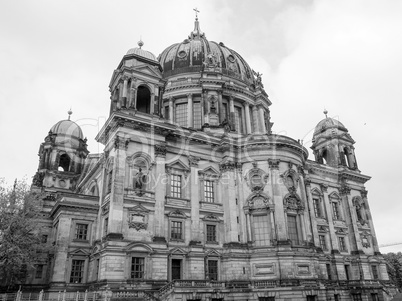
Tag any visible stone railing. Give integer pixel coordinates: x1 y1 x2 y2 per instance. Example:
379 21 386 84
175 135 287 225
1 279 391 301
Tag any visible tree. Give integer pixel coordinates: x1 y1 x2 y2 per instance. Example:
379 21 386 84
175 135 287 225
384 252 402 290
0 178 50 289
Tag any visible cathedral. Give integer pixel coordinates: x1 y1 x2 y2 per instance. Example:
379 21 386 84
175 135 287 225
28 16 392 301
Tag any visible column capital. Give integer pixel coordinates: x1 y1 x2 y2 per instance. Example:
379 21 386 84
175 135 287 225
360 189 368 198
188 155 200 167
268 159 280 170
319 183 328 193
154 144 167 158
187 93 193 98
339 184 351 195
114 136 129 150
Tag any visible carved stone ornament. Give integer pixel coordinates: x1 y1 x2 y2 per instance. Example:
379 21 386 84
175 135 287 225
268 159 280 170
335 228 348 235
360 189 368 198
32 172 45 187
320 183 328 193
247 194 271 211
339 185 351 195
280 168 300 193
245 165 269 192
128 205 150 231
114 136 129 150
188 155 200 167
154 144 167 157
360 231 371 248
219 161 236 172
283 193 304 212
318 226 329 233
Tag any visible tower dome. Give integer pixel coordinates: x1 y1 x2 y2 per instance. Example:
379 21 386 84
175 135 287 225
50 119 84 140
125 40 158 62
311 112 358 169
158 17 256 86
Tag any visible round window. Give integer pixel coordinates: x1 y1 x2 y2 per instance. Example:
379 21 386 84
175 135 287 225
178 50 187 58
227 54 236 63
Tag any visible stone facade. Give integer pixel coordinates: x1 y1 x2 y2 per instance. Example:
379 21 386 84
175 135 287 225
27 17 394 301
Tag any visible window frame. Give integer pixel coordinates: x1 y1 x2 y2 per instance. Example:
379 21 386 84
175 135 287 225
131 257 145 279
72 220 91 242
319 234 327 251
207 259 219 281
75 223 89 241
338 236 348 252
35 264 44 279
170 174 182 198
69 259 85 284
204 179 215 203
170 220 183 241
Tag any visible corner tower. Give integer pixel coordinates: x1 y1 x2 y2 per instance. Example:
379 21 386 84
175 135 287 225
311 110 358 169
33 111 89 190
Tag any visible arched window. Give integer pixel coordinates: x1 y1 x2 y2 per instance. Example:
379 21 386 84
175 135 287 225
58 154 71 171
136 86 151 113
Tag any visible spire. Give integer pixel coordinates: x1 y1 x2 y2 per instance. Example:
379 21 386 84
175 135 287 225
189 8 205 39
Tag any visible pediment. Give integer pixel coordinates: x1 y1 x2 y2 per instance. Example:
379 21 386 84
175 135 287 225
170 247 187 256
126 242 153 253
133 65 162 78
311 187 323 196
202 214 221 222
128 204 150 213
166 159 190 171
206 249 220 257
167 209 188 219
199 166 220 176
68 248 90 256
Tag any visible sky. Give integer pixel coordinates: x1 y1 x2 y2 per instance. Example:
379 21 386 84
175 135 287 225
0 0 401 253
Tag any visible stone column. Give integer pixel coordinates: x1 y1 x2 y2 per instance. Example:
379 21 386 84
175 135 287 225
298 169 312 243
122 77 128 108
128 80 135 108
360 190 380 253
218 91 224 123
169 97 174 123
107 136 127 237
259 106 266 133
117 83 123 110
132 80 138 109
244 103 251 134
187 93 193 128
269 210 276 242
229 96 235 130
189 156 200 241
153 144 167 239
304 178 319 246
150 92 155 114
341 186 363 252
51 216 72 283
220 162 238 242
252 106 258 133
269 159 286 241
321 184 339 251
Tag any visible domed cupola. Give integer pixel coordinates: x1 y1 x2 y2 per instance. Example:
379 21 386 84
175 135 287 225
311 110 358 169
33 110 89 190
158 16 256 86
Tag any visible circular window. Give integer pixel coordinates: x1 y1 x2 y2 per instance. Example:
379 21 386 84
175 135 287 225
178 50 187 58
227 54 236 63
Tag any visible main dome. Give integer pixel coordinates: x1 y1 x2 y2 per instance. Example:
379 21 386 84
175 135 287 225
158 18 255 85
